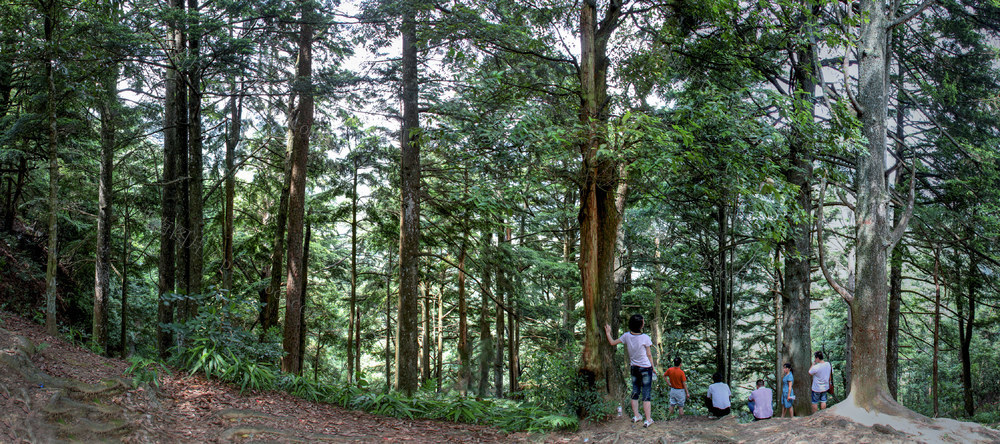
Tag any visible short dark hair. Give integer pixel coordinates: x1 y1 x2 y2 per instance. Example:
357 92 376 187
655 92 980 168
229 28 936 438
628 314 644 333
712 372 723 383
756 379 764 388
673 357 682 366
815 351 824 360
783 362 793 372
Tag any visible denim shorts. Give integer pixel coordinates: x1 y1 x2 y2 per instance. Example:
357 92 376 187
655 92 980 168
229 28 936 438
630 366 653 401
811 390 828 404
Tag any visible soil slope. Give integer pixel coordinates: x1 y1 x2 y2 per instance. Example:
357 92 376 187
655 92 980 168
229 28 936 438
2 311 998 443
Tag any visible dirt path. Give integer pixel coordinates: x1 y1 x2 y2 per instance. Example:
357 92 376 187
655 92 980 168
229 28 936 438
0 313 516 443
2 311 998 443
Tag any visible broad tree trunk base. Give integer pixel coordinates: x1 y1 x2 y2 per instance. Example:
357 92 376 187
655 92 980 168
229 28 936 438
826 391 1000 442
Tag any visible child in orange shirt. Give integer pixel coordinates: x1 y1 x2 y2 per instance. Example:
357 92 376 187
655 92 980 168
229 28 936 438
664 357 689 417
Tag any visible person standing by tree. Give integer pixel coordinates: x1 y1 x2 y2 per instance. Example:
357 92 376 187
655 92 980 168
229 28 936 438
665 357 689 418
605 314 655 428
781 363 795 417
809 351 832 412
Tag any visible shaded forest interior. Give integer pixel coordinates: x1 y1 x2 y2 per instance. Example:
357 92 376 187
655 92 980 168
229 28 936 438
1 0 1000 432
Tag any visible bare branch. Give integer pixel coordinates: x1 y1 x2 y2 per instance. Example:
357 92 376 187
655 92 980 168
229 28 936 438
817 176 855 304
886 158 917 251
890 0 937 29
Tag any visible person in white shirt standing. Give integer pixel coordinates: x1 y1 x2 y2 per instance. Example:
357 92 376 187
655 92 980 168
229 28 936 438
808 351 832 412
605 314 655 428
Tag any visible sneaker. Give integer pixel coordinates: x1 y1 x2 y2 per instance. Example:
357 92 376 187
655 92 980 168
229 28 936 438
632 415 642 423
643 419 654 428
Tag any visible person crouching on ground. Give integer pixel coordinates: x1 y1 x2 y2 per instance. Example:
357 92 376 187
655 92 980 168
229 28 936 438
605 315 655 428
665 357 689 418
748 379 773 420
705 372 731 418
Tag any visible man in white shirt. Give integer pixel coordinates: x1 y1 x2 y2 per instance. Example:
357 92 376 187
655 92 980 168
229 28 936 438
808 351 832 412
705 372 731 418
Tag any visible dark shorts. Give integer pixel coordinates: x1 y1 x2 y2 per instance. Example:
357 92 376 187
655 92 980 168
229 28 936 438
811 390 828 404
630 365 653 401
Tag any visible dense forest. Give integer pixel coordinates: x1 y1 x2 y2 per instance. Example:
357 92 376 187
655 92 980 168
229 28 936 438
1 0 999 431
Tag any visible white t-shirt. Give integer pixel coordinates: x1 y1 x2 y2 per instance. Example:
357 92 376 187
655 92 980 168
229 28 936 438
809 361 832 392
706 382 731 409
618 332 652 367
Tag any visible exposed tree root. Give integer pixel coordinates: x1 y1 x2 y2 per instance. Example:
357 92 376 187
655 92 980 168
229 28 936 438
218 426 346 443
826 391 1000 443
214 408 282 421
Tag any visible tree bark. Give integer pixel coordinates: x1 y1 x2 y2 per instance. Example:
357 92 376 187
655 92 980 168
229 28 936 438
186 0 204 309
577 0 626 402
281 0 314 375
887 99 905 399
157 0 183 356
781 3 816 413
222 80 241 293
848 0 904 412
263 146 291 334
297 217 311 373
93 63 117 353
960 255 976 416
714 202 730 383
395 0 421 395
43 1 59 336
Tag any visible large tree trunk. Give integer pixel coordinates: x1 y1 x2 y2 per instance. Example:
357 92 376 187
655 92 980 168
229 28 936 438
781 4 815 413
186 0 203 309
93 63 117 353
577 0 625 402
395 0 421 395
847 0 906 413
157 0 183 356
43 2 59 336
280 0 314 375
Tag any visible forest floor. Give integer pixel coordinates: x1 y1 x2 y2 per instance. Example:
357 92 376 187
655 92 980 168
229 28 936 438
1 310 998 443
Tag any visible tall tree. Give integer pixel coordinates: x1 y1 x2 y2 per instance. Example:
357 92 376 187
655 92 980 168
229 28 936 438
157 0 184 357
781 0 818 415
577 0 626 400
281 0 315 375
42 0 61 337
395 0 421 395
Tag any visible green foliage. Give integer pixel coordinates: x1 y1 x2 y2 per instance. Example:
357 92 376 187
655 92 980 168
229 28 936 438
125 356 170 389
